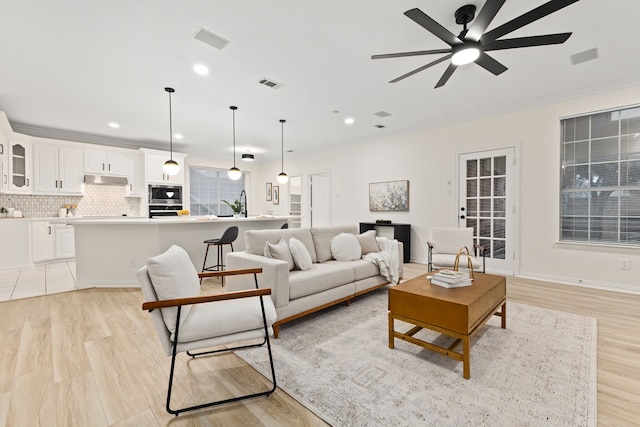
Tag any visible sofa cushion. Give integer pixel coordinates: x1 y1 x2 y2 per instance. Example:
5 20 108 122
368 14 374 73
356 230 379 255
146 245 201 333
245 228 317 263
289 237 313 270
311 225 358 262
264 238 294 271
331 233 362 261
289 263 355 299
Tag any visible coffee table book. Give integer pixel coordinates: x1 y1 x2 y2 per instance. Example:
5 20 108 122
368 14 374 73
429 270 472 288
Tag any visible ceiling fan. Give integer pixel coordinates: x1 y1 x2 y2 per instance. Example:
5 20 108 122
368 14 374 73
372 0 580 88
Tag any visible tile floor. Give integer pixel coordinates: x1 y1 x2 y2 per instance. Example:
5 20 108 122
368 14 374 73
0 261 76 301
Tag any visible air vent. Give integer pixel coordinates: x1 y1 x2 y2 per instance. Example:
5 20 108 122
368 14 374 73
570 48 598 65
258 78 284 89
374 124 386 129
193 27 229 50
374 111 392 118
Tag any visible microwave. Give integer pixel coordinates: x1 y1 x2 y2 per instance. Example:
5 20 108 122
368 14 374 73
149 185 182 205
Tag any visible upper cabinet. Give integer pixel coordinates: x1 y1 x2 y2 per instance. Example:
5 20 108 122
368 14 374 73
7 138 33 194
33 141 83 195
84 148 129 176
0 129 6 193
145 152 185 185
126 151 143 197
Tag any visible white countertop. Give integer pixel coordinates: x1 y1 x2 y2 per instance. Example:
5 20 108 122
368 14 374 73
50 215 296 225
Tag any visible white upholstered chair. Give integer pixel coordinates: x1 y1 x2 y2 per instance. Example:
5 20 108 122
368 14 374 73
427 227 486 273
137 244 277 415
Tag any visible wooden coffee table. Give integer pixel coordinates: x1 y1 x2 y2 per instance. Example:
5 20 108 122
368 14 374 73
388 272 506 379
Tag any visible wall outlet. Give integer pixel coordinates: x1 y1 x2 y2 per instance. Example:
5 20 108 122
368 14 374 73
129 258 136 267
619 258 630 270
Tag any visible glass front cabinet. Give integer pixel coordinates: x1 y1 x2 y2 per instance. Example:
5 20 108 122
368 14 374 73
9 139 32 193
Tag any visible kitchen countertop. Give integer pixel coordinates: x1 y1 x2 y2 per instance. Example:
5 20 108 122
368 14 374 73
50 215 296 225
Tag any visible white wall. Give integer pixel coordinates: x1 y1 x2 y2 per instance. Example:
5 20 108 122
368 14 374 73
250 85 640 294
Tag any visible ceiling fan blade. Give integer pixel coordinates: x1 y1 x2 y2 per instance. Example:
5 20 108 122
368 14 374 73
404 8 461 46
371 48 452 60
475 52 508 75
484 33 572 51
434 63 458 88
466 0 507 41
389 54 452 83
482 0 580 42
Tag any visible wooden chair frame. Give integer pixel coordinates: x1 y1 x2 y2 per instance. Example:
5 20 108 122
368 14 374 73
142 268 276 416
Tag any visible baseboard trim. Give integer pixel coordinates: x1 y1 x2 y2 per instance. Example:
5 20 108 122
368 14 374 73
517 271 640 295
76 280 139 289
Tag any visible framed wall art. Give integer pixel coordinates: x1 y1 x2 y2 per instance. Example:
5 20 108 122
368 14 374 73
266 182 272 201
369 180 409 212
273 185 280 205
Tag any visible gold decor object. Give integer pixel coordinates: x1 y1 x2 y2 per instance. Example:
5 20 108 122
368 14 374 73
453 246 474 279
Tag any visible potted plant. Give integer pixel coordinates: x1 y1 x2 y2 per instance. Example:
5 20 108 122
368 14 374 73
0 207 6 218
222 199 243 217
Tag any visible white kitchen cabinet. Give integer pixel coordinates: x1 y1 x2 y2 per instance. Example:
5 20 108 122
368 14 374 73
32 220 54 263
54 224 75 259
8 138 33 193
145 152 185 185
126 152 143 197
31 221 75 262
0 139 6 193
84 148 129 176
33 142 83 195
0 219 30 269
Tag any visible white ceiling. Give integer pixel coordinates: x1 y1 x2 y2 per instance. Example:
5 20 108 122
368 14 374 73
1 0 639 161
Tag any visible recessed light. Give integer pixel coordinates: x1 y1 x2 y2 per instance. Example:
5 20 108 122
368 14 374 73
174 134 183 140
345 117 355 125
108 122 120 128
193 64 209 75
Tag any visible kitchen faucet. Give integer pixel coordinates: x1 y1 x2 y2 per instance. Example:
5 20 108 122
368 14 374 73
240 189 247 218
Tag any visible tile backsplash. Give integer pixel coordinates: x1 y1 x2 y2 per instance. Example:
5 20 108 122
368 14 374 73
0 184 143 218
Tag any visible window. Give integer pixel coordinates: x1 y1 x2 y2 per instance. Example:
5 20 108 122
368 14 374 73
560 106 640 245
189 167 245 216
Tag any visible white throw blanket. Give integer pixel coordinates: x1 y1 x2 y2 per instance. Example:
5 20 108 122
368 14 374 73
362 237 400 284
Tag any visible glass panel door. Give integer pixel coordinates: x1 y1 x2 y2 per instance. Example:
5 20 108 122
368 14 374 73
459 148 515 274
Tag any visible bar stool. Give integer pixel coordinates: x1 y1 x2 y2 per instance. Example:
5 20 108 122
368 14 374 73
201 226 239 285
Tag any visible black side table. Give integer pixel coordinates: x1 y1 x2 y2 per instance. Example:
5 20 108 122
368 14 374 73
359 222 411 263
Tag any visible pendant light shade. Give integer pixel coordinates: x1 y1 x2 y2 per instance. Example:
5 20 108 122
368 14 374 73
162 87 180 176
228 106 242 181
277 119 289 184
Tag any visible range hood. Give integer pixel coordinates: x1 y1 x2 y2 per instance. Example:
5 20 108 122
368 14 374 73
84 175 129 186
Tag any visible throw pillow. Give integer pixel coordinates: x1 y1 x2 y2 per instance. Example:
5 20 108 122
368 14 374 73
289 237 313 270
264 238 295 271
356 230 379 255
146 245 201 333
331 233 362 261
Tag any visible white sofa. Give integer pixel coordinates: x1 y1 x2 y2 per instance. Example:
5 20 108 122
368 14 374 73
226 224 404 337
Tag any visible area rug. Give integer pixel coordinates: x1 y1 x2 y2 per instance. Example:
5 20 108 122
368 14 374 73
239 288 597 426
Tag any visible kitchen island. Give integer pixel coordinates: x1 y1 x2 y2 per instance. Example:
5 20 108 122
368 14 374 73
54 216 292 288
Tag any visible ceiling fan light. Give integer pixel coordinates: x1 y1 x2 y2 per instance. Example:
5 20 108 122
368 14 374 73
163 159 180 176
452 46 480 65
228 167 242 180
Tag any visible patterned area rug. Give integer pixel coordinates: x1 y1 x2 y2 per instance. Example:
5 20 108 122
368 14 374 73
239 288 597 426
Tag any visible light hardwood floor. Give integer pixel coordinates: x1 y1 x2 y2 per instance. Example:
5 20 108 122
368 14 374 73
0 263 638 426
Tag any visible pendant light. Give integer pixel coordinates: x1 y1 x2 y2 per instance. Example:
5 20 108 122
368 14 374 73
277 119 289 184
162 87 180 176
228 106 241 181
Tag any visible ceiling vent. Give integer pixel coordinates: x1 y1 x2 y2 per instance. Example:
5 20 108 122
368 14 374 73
193 27 229 50
258 78 284 89
374 124 386 129
570 48 598 66
374 111 392 118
